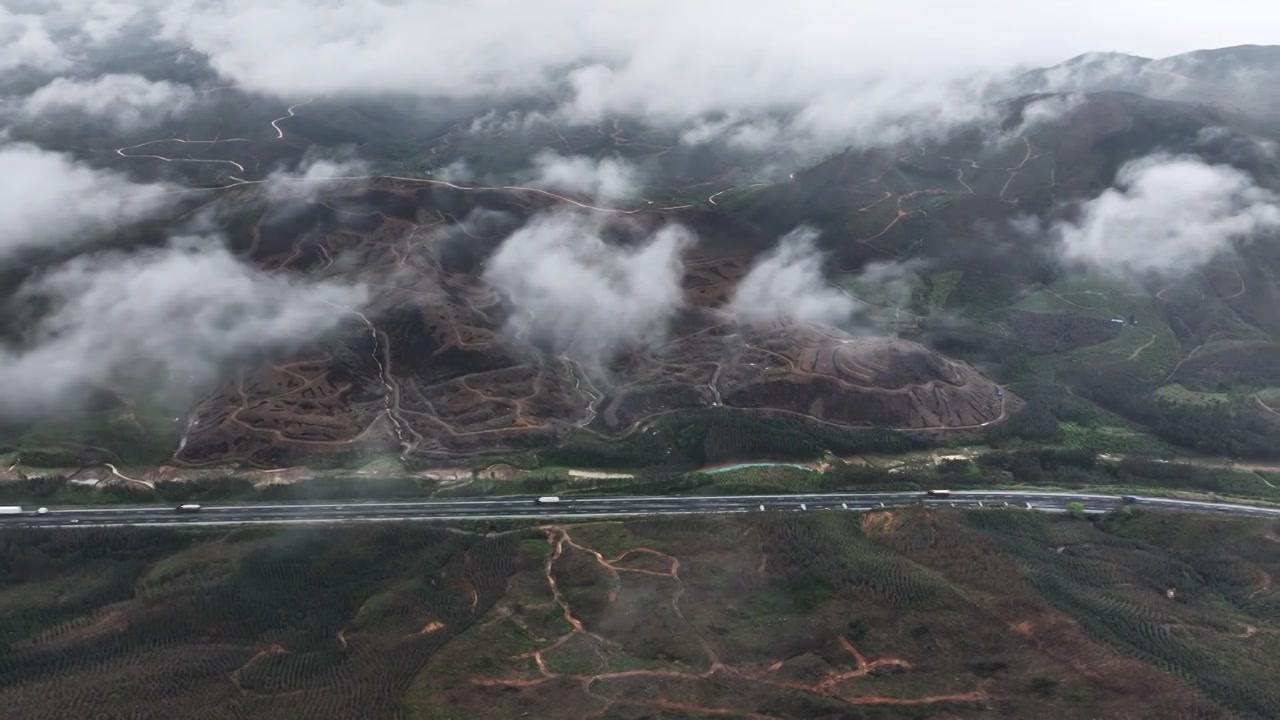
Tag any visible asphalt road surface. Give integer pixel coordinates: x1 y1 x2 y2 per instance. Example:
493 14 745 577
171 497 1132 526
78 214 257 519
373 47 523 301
2 491 1278 529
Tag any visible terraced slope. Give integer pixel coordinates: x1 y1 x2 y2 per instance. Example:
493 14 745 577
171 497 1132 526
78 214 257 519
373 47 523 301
172 178 1010 467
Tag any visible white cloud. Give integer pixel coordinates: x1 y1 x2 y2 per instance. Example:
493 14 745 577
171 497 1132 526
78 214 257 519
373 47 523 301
1194 125 1279 164
482 211 692 369
725 226 855 327
21 74 198 130
435 158 472 183
1 237 368 415
1014 93 1085 133
0 7 68 72
1037 52 1153 93
0 1 150 72
522 151 642 204
2 1 1276 151
137 0 1279 147
679 117 735 147
264 150 370 203
70 0 142 45
680 115 786 152
467 109 552 136
1052 154 1280 276
0 142 174 262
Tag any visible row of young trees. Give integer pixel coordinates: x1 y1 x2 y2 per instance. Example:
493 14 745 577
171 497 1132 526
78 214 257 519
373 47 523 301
0 524 536 718
541 415 919 470
991 375 1280 460
1083 375 1280 458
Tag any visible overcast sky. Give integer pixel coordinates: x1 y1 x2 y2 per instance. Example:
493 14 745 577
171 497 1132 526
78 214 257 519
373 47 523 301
5 2 1277 99
1 1 1275 151
149 1 1279 88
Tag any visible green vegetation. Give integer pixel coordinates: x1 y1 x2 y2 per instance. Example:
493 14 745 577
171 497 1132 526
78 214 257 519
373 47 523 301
0 398 187 467
973 450 1280 502
945 271 1020 317
987 382 1181 456
0 474 442 507
0 524 538 718
2 509 1277 718
1012 278 1179 382
1154 383 1232 407
1080 370 1280 459
970 510 1280 718
537 413 918 471
1057 422 1183 456
924 270 964 310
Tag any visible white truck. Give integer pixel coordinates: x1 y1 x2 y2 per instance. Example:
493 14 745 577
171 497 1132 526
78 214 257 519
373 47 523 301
175 504 202 513
0 506 22 515
535 496 561 504
926 489 953 497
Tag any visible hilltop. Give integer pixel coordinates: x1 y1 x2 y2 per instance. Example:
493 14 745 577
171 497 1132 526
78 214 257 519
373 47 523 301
163 178 1010 468
2 45 1280 474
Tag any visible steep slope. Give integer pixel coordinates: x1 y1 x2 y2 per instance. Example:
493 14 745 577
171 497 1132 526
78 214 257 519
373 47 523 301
1015 45 1280 120
167 178 1009 468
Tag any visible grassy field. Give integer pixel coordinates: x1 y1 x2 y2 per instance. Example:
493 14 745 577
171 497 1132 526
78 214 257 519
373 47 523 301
1014 277 1180 382
1154 384 1233 406
925 269 964 310
945 271 1022 317
1058 422 1186 456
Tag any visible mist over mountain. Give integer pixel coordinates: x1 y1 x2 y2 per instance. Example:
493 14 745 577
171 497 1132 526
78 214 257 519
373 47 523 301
6 7 1280 720
0 1 1277 470
1013 45 1280 118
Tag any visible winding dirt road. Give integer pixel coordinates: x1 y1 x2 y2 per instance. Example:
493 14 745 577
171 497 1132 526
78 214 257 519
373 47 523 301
116 138 247 173
472 525 991 713
270 99 313 140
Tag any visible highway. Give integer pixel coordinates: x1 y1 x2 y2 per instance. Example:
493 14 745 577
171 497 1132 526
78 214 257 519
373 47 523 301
2 491 1278 529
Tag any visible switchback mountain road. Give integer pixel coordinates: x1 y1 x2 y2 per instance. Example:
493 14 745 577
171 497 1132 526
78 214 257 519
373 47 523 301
2 491 1278 529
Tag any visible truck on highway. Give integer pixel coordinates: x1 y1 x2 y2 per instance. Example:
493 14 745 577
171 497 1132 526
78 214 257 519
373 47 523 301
926 489 953 497
174 504 202 513
535 496 561 504
0 506 22 515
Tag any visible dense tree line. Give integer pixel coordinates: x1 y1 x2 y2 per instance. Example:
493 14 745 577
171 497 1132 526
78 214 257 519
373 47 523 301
975 450 1279 499
987 399 1063 442
679 419 825 464
816 464 929 491
0 524 540 718
0 528 197 651
256 476 436 501
1079 373 1280 459
988 382 1128 445
541 415 919 470
994 375 1280 460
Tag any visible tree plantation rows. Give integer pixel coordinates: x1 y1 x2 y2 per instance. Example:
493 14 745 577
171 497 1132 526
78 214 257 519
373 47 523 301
0 526 539 719
541 414 918 470
1076 371 1280 459
1 509 1278 718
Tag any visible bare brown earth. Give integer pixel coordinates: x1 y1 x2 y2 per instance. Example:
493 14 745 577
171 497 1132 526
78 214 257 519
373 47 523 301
172 179 1010 468
412 511 1280 719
